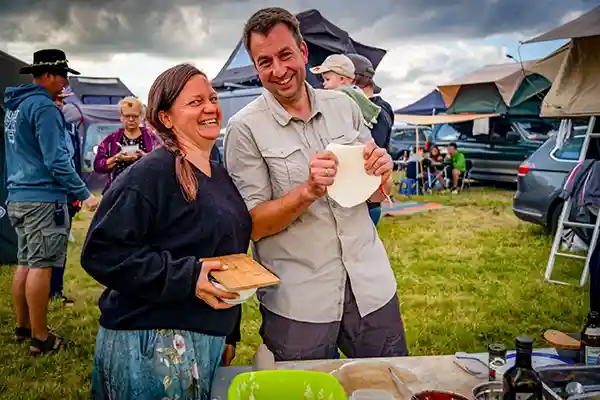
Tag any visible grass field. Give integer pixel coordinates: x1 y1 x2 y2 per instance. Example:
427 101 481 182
0 187 589 399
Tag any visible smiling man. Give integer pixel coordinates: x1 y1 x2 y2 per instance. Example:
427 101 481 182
224 7 408 361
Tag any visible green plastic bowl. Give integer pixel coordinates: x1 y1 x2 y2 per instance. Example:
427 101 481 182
228 370 348 400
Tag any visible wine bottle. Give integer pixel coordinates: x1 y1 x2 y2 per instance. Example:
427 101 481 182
582 311 600 365
502 336 543 400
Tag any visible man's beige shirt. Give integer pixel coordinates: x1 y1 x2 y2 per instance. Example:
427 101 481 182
224 83 397 323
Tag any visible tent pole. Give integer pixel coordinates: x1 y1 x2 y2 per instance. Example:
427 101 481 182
416 126 425 195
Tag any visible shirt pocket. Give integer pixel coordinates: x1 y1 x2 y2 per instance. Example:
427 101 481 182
327 129 361 146
262 146 307 198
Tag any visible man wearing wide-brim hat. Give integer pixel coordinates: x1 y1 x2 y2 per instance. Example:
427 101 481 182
4 49 99 355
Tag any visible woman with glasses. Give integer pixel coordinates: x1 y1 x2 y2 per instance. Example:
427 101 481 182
93 96 161 192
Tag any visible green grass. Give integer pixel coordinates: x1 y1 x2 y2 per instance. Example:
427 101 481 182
0 187 589 399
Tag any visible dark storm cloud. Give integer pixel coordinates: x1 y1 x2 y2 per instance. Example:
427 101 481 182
0 0 597 59
360 0 600 43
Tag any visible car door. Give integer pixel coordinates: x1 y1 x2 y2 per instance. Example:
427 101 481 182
484 120 539 182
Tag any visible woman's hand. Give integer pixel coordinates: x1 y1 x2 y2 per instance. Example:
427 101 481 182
195 260 238 309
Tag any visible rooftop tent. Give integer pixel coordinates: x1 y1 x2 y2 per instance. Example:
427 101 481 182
525 5 600 117
446 82 509 114
65 76 135 105
394 89 446 115
439 62 530 110
0 50 30 265
438 51 566 115
210 41 260 90
210 9 387 90
535 36 600 118
525 5 600 43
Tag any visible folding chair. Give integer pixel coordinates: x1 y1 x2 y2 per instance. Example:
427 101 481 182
459 160 474 192
405 160 434 194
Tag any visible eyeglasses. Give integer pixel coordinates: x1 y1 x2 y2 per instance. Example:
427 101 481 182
122 114 140 120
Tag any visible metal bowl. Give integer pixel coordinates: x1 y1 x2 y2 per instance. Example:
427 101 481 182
472 381 503 400
411 390 470 400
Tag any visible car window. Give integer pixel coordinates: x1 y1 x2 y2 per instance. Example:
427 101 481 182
392 128 416 142
488 120 521 144
433 124 460 141
514 119 560 140
219 93 261 126
554 136 584 160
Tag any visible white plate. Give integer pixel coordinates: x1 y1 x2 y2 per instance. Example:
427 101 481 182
121 145 139 155
325 142 381 208
211 281 256 305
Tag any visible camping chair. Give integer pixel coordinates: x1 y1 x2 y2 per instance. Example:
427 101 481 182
459 160 474 192
404 160 434 194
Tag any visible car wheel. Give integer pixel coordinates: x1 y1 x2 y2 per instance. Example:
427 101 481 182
546 201 563 236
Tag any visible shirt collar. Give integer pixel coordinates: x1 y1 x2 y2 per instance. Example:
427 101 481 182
262 81 322 126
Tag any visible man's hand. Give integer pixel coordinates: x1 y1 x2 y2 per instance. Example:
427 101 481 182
195 260 238 309
304 151 338 200
82 194 99 212
221 344 236 366
363 142 393 184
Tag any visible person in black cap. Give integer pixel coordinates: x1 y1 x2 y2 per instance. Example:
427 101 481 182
347 53 395 225
4 49 99 355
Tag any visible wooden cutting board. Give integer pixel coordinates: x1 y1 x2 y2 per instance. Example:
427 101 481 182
544 329 581 350
204 254 280 291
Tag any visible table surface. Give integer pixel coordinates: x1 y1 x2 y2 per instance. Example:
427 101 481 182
210 349 563 400
210 354 483 400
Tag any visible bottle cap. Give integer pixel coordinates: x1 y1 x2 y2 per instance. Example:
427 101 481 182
488 343 507 354
516 336 534 350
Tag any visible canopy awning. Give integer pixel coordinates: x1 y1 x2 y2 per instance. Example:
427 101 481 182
394 113 499 125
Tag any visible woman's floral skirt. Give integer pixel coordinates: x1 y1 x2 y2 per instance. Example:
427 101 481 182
92 326 225 400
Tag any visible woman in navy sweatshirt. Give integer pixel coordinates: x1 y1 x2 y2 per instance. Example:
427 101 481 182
80 64 251 400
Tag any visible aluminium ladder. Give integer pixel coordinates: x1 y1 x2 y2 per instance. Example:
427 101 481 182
545 116 600 287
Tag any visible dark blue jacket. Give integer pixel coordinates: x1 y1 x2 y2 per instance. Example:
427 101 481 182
370 96 394 150
4 84 90 203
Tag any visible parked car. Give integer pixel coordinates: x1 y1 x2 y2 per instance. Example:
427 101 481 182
512 128 587 234
430 116 556 183
215 129 226 161
217 87 262 127
388 124 431 161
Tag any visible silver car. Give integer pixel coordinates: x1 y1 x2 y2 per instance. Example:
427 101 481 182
512 131 585 234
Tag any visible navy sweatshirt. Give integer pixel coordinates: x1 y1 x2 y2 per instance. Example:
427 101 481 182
368 96 394 210
81 147 251 341
370 96 394 150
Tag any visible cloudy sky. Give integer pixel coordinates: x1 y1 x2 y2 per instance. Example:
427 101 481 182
1 0 598 109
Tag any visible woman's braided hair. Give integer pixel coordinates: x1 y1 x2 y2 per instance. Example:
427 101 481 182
146 63 205 202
